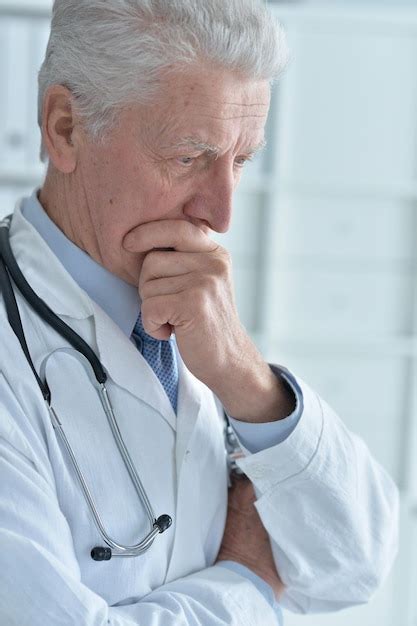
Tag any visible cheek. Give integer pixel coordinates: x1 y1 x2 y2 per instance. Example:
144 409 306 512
132 181 186 227
90 158 189 249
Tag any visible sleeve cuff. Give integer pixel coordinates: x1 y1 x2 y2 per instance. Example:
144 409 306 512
227 365 304 454
235 369 324 494
217 561 283 624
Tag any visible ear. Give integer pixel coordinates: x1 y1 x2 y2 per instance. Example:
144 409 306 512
41 85 82 174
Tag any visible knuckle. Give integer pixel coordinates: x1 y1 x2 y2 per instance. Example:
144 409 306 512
146 250 162 264
202 273 218 291
212 249 231 275
140 280 155 299
140 300 151 320
142 252 162 279
141 297 159 319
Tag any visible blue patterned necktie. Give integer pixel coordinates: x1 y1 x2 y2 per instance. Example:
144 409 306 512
132 311 178 413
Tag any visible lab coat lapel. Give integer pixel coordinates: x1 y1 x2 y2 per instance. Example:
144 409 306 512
174 350 206 476
91 302 177 431
165 352 213 581
9 200 93 320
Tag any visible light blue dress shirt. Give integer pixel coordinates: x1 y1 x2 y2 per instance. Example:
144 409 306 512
21 188 303 622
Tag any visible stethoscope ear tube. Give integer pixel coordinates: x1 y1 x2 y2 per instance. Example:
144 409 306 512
0 219 107 386
0 228 51 403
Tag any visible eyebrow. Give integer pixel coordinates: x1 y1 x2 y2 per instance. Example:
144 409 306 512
164 136 267 157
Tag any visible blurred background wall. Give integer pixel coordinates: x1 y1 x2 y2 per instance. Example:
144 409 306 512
0 1 416 624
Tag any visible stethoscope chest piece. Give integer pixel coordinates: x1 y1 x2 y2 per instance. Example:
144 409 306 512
91 514 173 561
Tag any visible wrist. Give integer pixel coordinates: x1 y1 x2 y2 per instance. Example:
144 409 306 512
217 558 284 601
215 361 296 423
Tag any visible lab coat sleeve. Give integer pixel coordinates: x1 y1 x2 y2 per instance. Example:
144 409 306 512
228 368 303 452
0 414 280 626
235 367 400 615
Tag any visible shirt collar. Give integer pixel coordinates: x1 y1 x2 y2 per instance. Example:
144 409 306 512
21 188 141 337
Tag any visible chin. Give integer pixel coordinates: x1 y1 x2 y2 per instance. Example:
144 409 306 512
120 261 142 286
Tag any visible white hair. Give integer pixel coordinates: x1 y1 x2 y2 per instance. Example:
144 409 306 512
38 0 289 162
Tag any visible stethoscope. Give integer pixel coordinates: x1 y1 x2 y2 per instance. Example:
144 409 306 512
0 214 244 562
0 215 173 561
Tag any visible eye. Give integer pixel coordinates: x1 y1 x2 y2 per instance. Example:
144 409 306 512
234 155 253 168
177 156 196 167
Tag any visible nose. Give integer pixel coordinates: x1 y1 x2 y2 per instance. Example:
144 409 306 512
183 162 235 234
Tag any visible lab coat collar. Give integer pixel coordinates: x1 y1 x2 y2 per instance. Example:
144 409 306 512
21 188 141 337
9 198 93 321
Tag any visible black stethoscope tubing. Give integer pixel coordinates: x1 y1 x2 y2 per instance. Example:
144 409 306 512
0 215 107 399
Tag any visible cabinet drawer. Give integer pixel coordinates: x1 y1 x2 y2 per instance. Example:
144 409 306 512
278 26 417 186
273 193 416 263
266 267 413 336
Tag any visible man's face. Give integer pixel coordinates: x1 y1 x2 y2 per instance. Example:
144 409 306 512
73 65 270 285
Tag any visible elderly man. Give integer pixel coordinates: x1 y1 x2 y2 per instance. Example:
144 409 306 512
0 1 398 625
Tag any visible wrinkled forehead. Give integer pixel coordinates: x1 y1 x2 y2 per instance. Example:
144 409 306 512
143 67 271 153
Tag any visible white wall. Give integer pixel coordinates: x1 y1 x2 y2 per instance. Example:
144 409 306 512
258 5 417 626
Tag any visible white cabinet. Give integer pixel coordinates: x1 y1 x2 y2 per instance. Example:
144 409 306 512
1 18 32 171
0 0 52 13
267 266 411 337
26 18 51 165
254 5 417 626
0 10 49 184
272 194 416 263
276 22 417 188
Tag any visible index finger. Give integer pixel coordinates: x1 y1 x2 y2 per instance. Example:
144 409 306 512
123 219 217 254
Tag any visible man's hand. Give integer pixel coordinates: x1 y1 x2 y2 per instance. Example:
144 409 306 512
216 476 285 600
123 219 295 422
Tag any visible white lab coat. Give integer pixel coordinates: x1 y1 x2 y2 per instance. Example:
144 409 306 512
0 201 399 626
